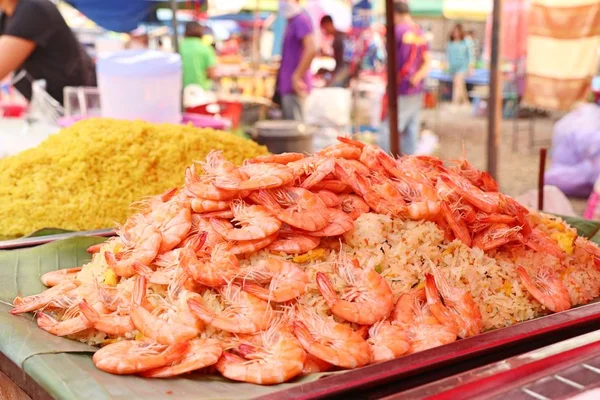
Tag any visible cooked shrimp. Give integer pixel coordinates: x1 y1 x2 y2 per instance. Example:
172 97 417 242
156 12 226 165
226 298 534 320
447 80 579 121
392 289 457 353
440 201 471 247
521 228 566 260
243 258 309 302
209 201 281 241
253 187 329 232
425 267 482 338
40 267 82 287
335 164 405 216
316 257 394 325
187 284 273 334
317 142 362 160
307 208 354 237
439 174 499 213
200 150 239 178
215 163 295 191
248 152 305 164
450 157 499 192
217 325 306 385
367 320 411 363
337 136 390 174
293 309 371 368
105 219 162 278
267 231 321 254
315 190 342 208
339 194 370 220
93 340 189 375
310 179 349 193
302 353 334 375
87 243 103 254
517 266 571 312
147 201 192 253
287 156 335 189
336 158 371 176
140 338 222 378
472 223 523 251
36 311 93 337
79 298 136 336
185 164 239 201
229 234 278 255
191 198 231 213
131 277 202 344
187 214 225 251
180 245 240 287
11 281 80 315
133 262 176 286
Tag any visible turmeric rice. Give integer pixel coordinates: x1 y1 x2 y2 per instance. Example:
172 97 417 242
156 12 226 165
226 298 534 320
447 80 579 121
0 118 268 237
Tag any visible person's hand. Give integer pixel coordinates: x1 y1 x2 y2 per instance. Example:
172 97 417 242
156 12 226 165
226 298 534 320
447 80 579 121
292 72 308 97
409 74 423 88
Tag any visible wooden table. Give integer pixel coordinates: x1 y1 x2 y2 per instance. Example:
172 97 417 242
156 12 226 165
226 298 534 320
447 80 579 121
0 370 31 400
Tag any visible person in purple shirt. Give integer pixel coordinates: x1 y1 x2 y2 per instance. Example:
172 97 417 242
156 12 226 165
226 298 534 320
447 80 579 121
380 2 430 155
277 0 316 121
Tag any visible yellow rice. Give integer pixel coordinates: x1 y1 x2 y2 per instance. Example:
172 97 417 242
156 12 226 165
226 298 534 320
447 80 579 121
0 119 268 237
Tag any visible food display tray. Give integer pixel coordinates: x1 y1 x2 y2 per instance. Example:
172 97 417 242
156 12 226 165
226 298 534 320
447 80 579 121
393 329 600 400
258 302 600 399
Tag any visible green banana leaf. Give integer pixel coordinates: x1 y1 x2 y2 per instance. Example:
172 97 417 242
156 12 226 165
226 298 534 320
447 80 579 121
0 236 340 400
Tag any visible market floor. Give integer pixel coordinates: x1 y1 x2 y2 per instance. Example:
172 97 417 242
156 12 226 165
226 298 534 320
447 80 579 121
421 105 588 216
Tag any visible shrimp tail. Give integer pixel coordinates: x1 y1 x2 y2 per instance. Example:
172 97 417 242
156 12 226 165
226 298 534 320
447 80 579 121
186 298 214 324
189 232 208 254
241 283 270 301
79 299 100 322
133 262 154 277
315 272 338 304
87 244 103 254
236 344 257 358
164 341 192 364
292 321 313 347
160 187 179 202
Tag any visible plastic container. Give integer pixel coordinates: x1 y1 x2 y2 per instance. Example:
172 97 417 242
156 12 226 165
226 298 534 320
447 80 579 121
251 120 314 154
181 113 230 130
97 50 182 124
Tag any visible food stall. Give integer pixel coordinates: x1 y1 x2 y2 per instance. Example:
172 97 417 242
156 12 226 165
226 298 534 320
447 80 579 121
4 2 600 400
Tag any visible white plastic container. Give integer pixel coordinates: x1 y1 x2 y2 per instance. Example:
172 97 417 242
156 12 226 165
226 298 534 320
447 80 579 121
97 50 182 124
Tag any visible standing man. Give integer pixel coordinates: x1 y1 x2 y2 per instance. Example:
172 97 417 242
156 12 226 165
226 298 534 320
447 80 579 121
320 15 349 88
277 0 316 121
180 22 216 90
381 2 430 155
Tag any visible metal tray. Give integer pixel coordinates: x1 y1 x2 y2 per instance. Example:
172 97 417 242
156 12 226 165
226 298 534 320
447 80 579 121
393 329 600 400
259 302 600 400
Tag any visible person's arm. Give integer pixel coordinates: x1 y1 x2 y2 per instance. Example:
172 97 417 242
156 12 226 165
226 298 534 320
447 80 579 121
292 33 316 96
205 46 217 80
466 40 475 74
0 36 36 81
411 49 431 87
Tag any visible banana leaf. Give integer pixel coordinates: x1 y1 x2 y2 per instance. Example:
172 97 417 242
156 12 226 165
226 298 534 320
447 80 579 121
0 236 340 400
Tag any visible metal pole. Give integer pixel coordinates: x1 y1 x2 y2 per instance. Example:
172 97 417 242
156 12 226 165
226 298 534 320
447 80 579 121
385 0 400 156
170 0 180 52
487 0 503 179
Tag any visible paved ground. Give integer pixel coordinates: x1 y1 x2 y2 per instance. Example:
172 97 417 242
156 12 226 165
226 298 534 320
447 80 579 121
421 105 588 216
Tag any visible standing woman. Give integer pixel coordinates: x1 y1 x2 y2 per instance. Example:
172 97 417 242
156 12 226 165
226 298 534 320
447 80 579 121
0 0 96 104
446 24 471 108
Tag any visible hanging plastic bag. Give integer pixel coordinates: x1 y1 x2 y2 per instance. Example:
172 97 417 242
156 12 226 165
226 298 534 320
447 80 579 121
544 104 600 197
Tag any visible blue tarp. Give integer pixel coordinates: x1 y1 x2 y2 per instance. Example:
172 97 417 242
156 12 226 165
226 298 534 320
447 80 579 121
66 0 152 32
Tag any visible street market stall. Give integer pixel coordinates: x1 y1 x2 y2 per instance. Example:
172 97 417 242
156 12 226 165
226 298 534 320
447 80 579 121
5 1 600 399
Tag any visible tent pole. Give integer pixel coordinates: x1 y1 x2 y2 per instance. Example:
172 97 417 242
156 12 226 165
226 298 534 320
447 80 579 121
386 0 400 156
487 0 503 179
170 0 180 52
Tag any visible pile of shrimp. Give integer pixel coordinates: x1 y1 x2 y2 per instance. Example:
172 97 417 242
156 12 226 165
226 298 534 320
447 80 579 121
10 136 600 385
